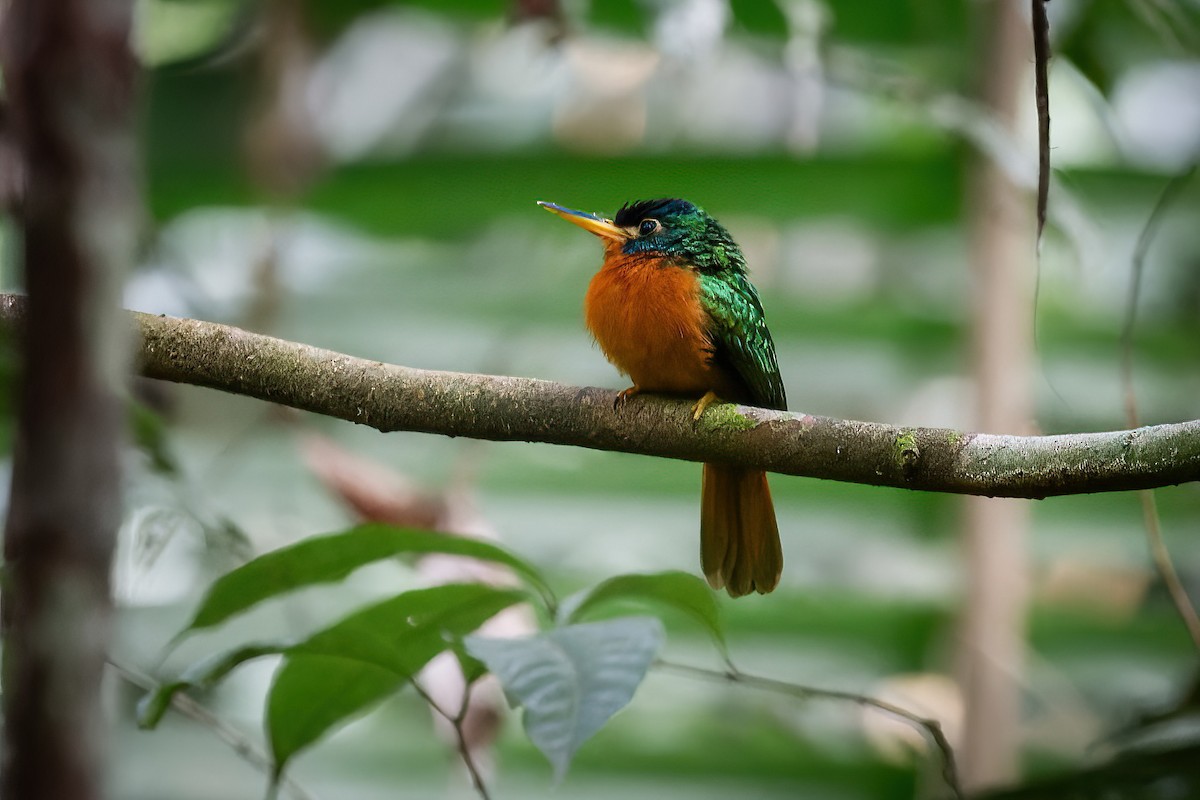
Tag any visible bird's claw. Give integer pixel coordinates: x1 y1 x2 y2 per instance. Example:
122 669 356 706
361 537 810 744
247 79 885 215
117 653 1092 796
691 390 720 422
614 386 640 411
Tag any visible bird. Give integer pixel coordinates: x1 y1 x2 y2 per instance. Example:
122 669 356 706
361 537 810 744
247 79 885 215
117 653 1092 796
538 197 786 597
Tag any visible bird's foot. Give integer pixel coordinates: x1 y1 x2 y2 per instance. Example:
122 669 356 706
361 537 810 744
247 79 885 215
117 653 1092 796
614 385 640 411
691 390 720 422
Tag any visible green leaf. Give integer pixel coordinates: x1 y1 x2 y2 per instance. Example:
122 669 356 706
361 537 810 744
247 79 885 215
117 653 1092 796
267 583 526 777
267 654 397 783
587 0 645 34
564 571 727 656
728 0 788 37
824 0 968 45
450 641 490 686
177 524 552 639
466 617 665 781
129 401 178 474
134 0 247 67
137 643 285 729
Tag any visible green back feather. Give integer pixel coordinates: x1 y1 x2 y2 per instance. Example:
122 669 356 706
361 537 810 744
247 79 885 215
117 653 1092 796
699 272 786 410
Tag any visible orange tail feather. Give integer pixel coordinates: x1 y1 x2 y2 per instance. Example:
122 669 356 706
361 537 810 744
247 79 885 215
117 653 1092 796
700 464 783 597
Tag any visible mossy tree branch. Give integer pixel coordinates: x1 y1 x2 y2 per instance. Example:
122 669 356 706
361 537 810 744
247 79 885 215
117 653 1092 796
1 293 1196 499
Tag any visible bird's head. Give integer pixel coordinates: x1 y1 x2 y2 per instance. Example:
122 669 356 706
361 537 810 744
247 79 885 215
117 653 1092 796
538 197 746 275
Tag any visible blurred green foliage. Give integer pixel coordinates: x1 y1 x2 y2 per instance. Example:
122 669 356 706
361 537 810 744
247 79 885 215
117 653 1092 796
52 0 1200 798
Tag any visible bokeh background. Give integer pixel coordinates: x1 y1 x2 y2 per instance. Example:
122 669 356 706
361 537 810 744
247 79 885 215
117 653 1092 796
10 0 1200 797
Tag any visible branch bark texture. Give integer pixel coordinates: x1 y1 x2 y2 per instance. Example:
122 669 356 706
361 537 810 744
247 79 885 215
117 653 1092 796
1 294 1195 499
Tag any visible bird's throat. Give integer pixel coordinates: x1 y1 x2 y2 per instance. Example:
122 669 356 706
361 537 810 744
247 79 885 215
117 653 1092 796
584 256 731 396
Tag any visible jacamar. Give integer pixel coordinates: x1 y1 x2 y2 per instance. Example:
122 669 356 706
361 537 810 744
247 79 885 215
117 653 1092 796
539 198 786 597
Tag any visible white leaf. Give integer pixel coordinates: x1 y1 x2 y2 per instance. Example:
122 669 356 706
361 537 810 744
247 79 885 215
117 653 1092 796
466 616 664 780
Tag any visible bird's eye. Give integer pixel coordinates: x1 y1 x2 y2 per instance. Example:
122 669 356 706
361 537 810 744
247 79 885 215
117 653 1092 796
638 219 661 236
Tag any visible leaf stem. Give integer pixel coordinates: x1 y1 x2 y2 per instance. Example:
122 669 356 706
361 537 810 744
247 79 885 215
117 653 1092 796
409 678 493 800
109 660 320 800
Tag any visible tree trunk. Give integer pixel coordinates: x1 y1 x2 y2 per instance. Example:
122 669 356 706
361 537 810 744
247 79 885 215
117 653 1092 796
958 0 1036 791
0 1 138 797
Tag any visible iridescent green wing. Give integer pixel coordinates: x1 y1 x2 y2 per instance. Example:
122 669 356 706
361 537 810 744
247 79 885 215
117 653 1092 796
699 272 786 411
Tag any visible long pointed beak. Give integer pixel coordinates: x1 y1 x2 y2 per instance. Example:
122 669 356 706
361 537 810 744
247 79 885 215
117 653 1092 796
537 201 627 241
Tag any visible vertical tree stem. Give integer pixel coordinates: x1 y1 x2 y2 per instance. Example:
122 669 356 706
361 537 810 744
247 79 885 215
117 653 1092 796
0 1 138 797
959 0 1036 790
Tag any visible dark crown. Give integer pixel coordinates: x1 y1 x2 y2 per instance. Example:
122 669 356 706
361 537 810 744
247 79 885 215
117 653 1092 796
613 198 697 226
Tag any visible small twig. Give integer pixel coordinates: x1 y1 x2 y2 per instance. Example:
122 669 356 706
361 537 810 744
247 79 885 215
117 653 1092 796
108 660 320 800
654 659 964 800
455 682 494 798
1120 165 1200 652
1120 165 1197 421
409 678 493 800
1137 490 1200 651
1032 0 1052 242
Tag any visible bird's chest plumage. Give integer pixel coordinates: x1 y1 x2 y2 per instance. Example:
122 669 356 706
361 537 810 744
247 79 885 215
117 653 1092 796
584 257 724 394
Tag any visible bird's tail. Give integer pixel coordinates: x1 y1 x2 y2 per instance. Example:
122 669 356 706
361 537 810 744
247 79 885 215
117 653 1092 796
700 463 783 597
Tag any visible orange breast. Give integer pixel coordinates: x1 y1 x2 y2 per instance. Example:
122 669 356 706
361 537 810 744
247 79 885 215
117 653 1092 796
584 253 730 395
